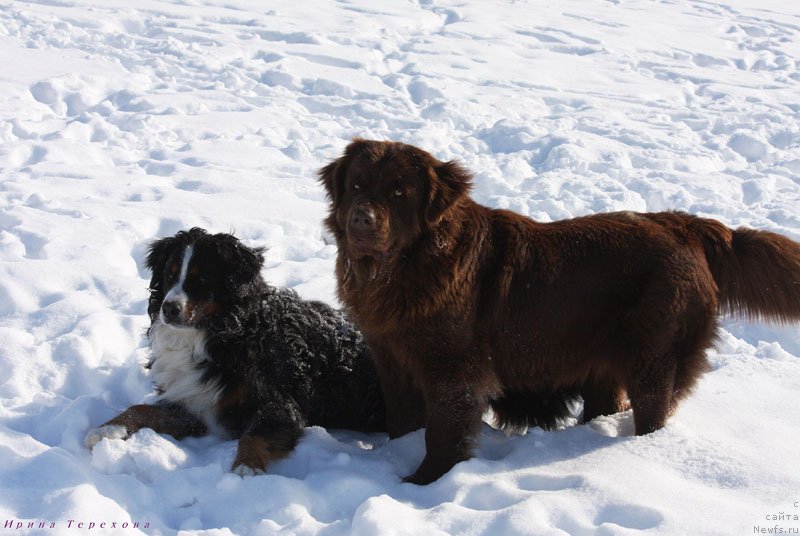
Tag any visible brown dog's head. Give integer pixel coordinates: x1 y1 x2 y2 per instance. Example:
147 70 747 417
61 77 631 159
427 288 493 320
318 139 472 259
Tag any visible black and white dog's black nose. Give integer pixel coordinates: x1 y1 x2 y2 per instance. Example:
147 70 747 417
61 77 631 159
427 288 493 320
162 300 182 323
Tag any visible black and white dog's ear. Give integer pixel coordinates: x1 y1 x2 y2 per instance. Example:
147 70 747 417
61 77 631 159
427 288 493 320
230 243 265 289
212 234 265 293
145 235 178 321
145 236 176 276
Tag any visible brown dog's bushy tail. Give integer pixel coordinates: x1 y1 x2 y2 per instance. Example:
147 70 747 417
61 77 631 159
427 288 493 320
690 217 800 323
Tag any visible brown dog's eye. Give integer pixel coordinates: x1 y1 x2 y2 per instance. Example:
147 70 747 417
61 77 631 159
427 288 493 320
353 183 360 190
394 189 403 197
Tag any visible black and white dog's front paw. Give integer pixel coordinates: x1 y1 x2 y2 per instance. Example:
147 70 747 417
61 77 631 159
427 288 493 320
84 425 129 449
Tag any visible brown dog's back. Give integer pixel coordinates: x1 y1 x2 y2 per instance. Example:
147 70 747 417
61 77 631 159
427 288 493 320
484 209 800 405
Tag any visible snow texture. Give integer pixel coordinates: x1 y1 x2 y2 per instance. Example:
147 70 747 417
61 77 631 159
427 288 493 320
1 0 799 534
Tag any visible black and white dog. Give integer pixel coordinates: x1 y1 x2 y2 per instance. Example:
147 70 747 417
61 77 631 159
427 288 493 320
85 228 385 475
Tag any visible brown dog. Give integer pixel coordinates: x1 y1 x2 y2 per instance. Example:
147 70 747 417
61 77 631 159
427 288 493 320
319 139 800 485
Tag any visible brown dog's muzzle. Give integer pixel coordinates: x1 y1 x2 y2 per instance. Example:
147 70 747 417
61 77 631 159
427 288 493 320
349 204 377 231
346 201 391 258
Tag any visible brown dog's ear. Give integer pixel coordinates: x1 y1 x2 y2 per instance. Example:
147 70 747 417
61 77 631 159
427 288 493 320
318 139 370 205
425 160 472 226
318 158 345 206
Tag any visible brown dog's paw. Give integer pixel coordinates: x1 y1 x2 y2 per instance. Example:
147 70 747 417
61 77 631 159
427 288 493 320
402 457 455 486
402 472 430 486
402 467 443 486
403 447 475 485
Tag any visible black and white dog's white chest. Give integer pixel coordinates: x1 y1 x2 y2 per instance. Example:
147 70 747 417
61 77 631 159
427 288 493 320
148 320 225 436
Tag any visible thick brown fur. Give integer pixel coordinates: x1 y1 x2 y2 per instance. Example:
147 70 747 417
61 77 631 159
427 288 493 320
319 138 800 485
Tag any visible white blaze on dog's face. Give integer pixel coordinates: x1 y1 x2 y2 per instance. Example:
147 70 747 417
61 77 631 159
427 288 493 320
155 238 227 330
160 244 194 328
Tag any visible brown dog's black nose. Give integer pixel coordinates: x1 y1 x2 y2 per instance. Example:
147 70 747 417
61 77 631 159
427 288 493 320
350 205 376 230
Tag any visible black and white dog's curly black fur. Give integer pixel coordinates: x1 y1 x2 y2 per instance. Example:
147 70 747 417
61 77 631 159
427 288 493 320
85 228 385 475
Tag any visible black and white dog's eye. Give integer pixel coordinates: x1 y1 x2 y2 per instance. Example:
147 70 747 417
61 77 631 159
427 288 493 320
394 189 403 197
353 183 360 190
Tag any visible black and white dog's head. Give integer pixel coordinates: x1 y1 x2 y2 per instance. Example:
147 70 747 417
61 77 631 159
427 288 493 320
145 228 265 329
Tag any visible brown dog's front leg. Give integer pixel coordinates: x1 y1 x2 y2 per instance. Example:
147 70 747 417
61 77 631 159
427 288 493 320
403 384 485 485
85 402 207 448
371 344 426 439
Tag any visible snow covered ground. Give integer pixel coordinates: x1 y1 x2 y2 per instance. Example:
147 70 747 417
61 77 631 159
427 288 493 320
1 0 799 534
